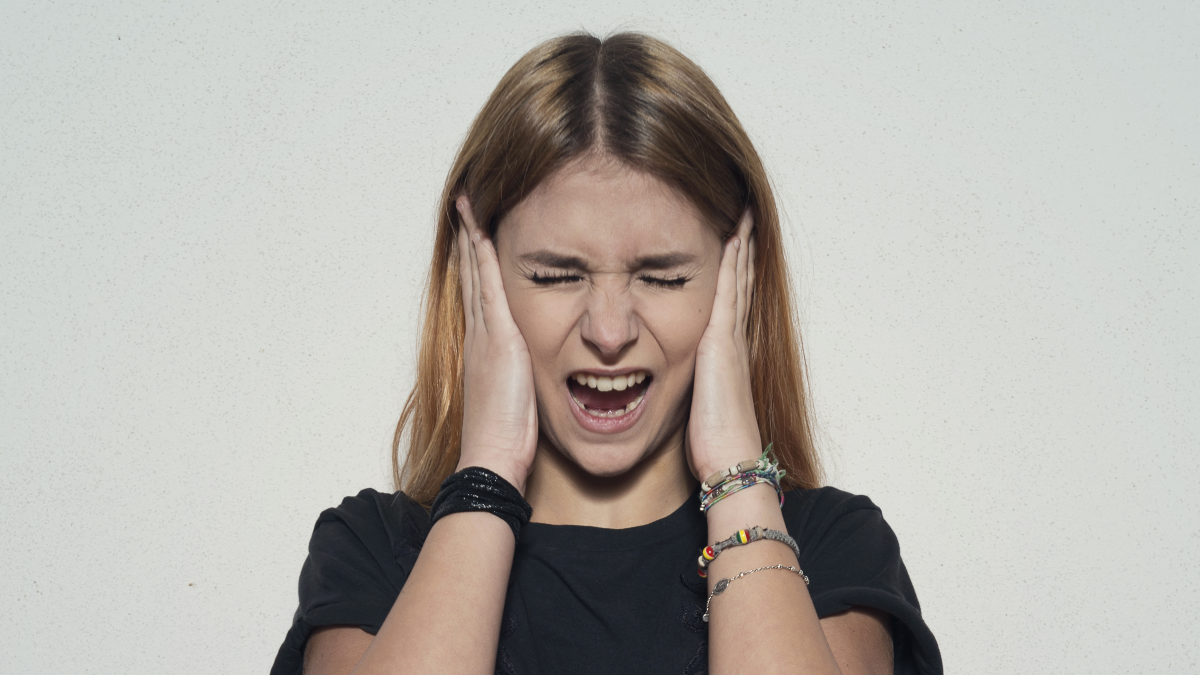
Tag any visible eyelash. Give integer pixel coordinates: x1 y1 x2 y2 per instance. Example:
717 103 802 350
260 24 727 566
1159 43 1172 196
528 272 690 288
640 275 688 289
529 272 583 285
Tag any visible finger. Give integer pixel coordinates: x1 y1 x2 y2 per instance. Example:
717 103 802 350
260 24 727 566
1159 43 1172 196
739 233 756 352
456 197 485 331
746 234 757 318
710 234 740 330
734 212 750 330
744 212 757 329
456 221 474 336
474 233 515 335
470 233 484 329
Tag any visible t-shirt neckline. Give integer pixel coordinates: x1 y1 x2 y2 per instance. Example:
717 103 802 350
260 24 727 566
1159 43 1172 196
519 492 702 551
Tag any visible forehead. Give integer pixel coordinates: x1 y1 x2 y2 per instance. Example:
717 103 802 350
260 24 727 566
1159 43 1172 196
498 157 721 261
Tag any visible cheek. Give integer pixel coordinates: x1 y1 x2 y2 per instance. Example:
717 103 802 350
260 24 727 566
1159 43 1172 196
504 286 582 368
638 288 715 365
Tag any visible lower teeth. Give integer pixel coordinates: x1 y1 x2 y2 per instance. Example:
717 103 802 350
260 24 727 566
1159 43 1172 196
586 406 629 417
576 390 645 418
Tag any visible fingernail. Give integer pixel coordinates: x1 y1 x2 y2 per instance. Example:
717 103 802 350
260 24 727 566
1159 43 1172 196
733 238 741 250
472 231 481 243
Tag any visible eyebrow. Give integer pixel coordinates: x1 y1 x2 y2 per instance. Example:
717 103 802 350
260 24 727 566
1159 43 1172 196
518 251 588 269
517 251 698 271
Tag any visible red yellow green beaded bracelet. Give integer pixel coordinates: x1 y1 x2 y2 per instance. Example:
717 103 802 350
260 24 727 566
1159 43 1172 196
696 525 802 578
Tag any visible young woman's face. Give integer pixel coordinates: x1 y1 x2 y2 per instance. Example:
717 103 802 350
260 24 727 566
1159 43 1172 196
496 156 724 477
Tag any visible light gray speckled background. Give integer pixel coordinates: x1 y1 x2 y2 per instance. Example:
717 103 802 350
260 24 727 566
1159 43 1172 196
2 1 1197 672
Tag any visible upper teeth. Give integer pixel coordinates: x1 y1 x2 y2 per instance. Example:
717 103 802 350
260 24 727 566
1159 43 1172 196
574 371 647 391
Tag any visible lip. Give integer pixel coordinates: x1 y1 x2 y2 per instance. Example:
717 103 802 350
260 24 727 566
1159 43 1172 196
565 375 651 434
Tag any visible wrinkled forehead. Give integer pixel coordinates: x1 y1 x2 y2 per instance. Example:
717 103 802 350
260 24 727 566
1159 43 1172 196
497 156 722 265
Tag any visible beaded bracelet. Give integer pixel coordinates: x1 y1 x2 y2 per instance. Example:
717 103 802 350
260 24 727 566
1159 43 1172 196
698 444 786 512
700 443 786 493
697 525 801 577
699 469 782 512
702 564 810 622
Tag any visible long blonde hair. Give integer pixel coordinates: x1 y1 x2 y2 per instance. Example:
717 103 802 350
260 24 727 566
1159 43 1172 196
394 32 822 506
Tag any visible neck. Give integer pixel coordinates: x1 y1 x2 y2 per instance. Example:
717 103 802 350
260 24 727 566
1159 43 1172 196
524 435 696 529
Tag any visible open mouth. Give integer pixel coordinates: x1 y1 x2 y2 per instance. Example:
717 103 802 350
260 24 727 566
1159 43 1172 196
567 371 651 418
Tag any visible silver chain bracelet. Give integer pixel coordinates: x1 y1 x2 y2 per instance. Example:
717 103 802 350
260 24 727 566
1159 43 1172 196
702 563 810 622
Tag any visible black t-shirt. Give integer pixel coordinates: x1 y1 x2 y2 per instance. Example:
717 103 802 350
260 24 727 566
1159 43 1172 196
271 487 942 674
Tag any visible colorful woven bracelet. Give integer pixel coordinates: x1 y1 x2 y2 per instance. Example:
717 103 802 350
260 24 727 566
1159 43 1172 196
700 444 785 493
696 525 802 577
699 471 782 512
698 444 787 512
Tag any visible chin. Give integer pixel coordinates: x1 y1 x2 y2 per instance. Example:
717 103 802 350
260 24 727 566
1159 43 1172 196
538 406 688 484
557 441 653 479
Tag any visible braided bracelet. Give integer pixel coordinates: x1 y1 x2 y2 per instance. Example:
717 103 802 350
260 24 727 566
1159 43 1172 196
697 525 801 577
703 564 810 622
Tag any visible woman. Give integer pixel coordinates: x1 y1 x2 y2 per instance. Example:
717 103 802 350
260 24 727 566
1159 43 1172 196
272 32 941 675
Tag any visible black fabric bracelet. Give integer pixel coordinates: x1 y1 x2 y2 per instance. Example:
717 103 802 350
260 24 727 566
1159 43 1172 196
429 466 533 540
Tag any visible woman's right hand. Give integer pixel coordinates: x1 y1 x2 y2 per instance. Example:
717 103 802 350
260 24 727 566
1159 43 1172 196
455 196 538 494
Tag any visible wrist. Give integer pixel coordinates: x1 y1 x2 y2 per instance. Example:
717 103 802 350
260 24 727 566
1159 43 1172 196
432 465 533 540
455 455 527 495
690 437 764 482
704 482 783 526
695 441 782 514
693 453 762 484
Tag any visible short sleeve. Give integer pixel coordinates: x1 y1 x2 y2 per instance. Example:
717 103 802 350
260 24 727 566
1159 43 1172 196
270 489 429 675
783 487 942 675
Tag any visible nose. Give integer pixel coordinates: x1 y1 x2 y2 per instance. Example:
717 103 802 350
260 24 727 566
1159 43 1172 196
579 283 638 359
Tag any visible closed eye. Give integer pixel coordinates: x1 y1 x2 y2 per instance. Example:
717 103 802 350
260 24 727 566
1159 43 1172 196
639 275 689 289
530 271 583 285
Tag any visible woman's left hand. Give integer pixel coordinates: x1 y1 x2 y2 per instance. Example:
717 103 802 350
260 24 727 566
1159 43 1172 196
686 210 763 481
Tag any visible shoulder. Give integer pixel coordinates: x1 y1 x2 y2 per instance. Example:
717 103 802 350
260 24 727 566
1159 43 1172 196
271 489 430 675
781 486 943 674
315 487 425 525
310 488 430 566
781 485 885 531
778 485 905 594
780 486 895 558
